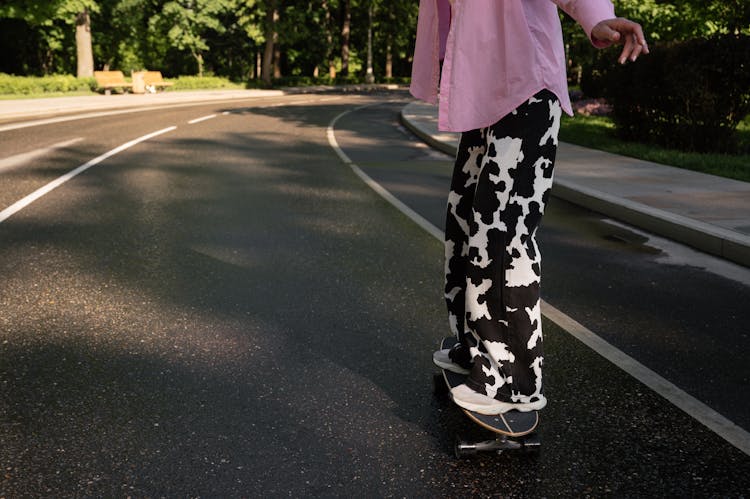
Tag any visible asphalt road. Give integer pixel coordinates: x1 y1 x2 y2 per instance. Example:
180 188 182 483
1 91 749 497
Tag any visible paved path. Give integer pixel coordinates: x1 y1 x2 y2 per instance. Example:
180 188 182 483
0 89 287 122
401 101 750 267
1 91 749 496
0 85 403 124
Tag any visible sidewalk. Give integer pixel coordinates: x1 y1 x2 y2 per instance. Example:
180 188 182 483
401 101 750 268
0 84 405 124
0 89 286 123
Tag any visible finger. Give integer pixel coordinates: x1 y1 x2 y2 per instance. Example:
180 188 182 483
595 22 621 43
628 22 649 54
619 33 635 64
629 37 644 61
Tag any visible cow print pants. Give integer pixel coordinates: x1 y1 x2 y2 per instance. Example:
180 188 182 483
444 89 561 406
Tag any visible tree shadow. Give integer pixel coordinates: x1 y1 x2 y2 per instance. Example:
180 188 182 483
0 120 470 495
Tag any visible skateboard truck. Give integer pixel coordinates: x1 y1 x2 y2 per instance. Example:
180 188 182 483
454 433 541 458
435 337 542 458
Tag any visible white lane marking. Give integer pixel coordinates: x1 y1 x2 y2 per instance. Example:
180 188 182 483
327 105 750 457
188 114 216 124
221 111 230 115
0 95 284 133
0 126 176 224
327 103 443 242
541 302 750 457
0 94 348 133
0 137 83 173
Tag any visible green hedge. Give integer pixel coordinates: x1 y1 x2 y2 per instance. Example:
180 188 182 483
248 75 411 88
0 73 410 95
168 75 244 91
584 35 750 154
0 73 97 95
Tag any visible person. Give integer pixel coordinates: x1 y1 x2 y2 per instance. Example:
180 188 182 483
411 0 648 415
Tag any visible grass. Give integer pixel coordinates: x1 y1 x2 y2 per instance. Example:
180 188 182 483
0 90 97 100
559 114 750 183
0 73 245 98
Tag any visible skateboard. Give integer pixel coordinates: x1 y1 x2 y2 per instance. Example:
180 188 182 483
433 337 541 458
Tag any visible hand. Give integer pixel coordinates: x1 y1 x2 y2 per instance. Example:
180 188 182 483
592 18 650 64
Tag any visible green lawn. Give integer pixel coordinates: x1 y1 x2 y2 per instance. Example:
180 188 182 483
559 114 750 183
0 90 97 100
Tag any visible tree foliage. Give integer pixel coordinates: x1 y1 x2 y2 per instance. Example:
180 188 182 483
562 0 750 87
2 0 746 85
0 0 99 74
0 0 418 81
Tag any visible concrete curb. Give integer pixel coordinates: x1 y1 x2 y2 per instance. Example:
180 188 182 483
0 90 287 123
0 84 408 124
399 106 750 268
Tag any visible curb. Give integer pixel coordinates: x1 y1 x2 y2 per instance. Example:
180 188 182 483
0 90 287 124
399 106 750 268
0 84 408 124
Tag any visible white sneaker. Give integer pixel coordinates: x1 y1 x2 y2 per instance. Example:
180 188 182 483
450 384 547 415
433 348 470 374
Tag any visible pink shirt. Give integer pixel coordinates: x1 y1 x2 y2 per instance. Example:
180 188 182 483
410 0 616 132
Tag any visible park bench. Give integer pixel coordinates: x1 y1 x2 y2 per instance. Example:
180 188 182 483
93 70 132 94
133 71 174 93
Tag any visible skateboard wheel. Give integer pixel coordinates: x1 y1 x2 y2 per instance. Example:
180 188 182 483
454 437 477 459
433 373 449 396
521 434 541 455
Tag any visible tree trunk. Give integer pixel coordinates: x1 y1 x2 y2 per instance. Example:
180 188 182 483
341 0 351 77
322 0 336 79
365 3 374 83
75 9 94 77
273 44 281 78
262 1 279 85
385 36 392 79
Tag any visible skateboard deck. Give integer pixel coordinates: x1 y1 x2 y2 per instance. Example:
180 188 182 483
438 337 539 438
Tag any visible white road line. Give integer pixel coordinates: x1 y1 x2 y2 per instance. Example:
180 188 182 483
327 105 750 457
0 95 347 133
0 126 176 224
541 302 750 456
188 114 217 124
327 103 443 241
0 137 83 173
0 95 283 133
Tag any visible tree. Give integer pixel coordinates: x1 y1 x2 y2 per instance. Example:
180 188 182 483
321 0 337 78
365 1 373 83
149 0 232 76
75 7 94 76
563 0 750 88
0 0 424 80
0 0 99 75
261 0 278 84
340 0 350 76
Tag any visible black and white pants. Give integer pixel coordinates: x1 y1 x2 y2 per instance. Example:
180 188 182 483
444 89 561 405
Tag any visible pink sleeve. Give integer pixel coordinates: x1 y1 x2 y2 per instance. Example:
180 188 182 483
552 0 616 47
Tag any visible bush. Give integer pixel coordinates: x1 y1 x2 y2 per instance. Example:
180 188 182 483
0 73 97 95
264 74 410 88
169 75 244 91
592 35 750 153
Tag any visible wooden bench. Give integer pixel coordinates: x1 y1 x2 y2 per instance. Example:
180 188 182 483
93 70 132 94
133 71 174 93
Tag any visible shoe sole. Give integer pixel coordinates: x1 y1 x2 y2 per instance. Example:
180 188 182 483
451 391 547 415
432 357 470 375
